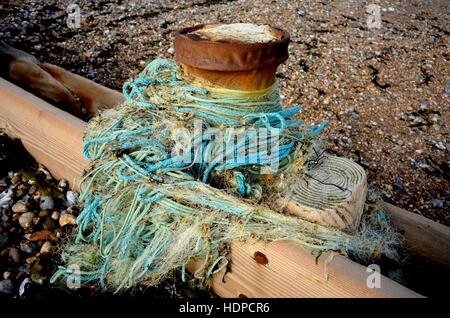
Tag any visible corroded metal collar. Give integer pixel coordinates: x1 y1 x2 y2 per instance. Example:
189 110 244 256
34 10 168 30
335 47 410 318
173 24 290 72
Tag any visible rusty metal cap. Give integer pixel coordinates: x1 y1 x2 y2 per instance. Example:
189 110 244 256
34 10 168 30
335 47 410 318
173 24 290 72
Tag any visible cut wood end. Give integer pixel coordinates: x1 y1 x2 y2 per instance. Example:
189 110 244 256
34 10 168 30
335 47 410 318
278 156 367 232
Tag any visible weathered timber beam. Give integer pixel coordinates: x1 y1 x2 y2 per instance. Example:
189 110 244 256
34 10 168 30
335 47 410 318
0 77 422 297
380 201 450 269
211 240 421 297
0 77 87 189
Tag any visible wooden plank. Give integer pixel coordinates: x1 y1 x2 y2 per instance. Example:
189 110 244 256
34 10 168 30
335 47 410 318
0 77 87 190
212 240 420 298
41 63 123 115
380 201 450 269
0 78 421 297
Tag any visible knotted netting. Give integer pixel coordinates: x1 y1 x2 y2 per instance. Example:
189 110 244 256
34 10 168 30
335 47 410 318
51 58 400 291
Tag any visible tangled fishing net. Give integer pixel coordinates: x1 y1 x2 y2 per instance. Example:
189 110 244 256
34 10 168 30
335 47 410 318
51 58 401 291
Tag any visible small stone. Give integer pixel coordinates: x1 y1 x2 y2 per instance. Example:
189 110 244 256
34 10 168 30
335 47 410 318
29 230 57 242
15 271 28 283
3 271 11 280
21 175 29 183
26 256 37 265
20 240 37 254
39 196 54 210
435 141 446 150
19 212 36 230
28 184 37 195
0 232 10 250
11 174 21 185
9 226 20 235
420 101 429 110
0 279 14 295
19 277 32 298
37 166 52 180
67 206 79 214
12 201 28 213
66 191 79 206
30 260 46 285
59 213 77 227
8 247 21 263
38 210 49 218
393 176 404 190
58 179 68 191
42 217 57 230
167 46 174 54
85 71 97 80
51 211 60 220
1 214 9 223
40 241 53 254
0 189 14 208
432 199 444 209
0 179 7 191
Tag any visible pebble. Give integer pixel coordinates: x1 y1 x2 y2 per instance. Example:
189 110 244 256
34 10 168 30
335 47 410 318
51 211 60 220
58 178 68 191
42 217 57 230
432 199 444 209
434 141 446 150
393 176 404 191
3 271 11 280
30 260 45 285
37 166 52 180
7 247 21 263
420 101 429 110
39 195 54 210
29 230 57 242
12 200 28 213
16 270 28 282
28 184 37 195
18 212 37 230
11 174 21 185
19 240 37 254
66 191 79 206
0 189 13 208
39 210 49 218
40 241 53 254
1 214 9 223
0 232 10 250
0 279 14 295
59 212 77 227
0 179 7 191
19 277 32 297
